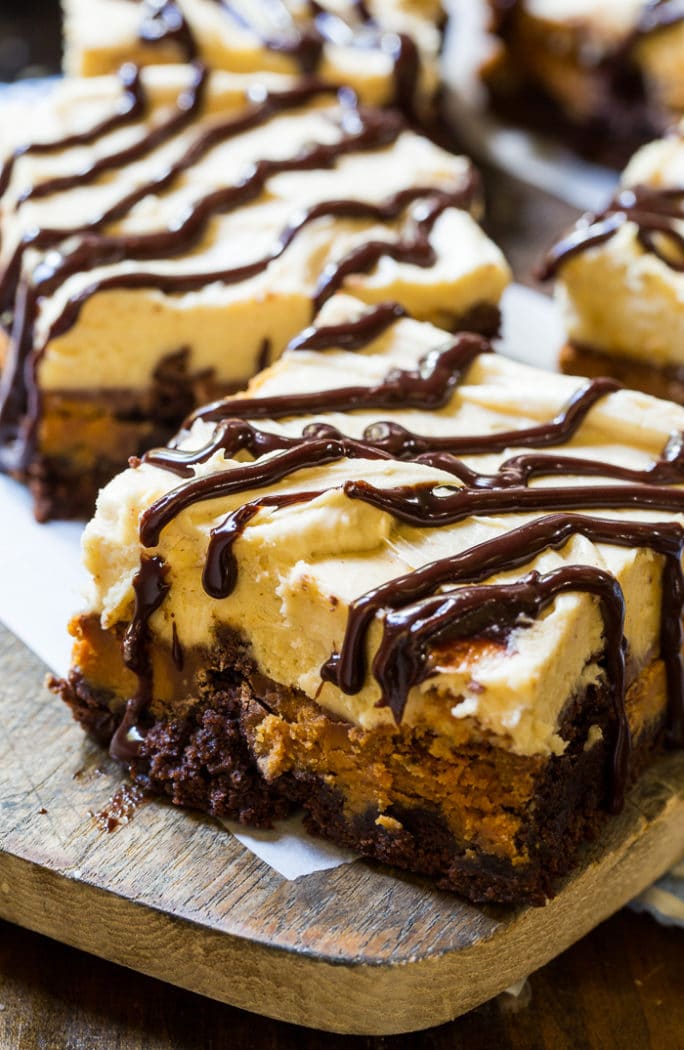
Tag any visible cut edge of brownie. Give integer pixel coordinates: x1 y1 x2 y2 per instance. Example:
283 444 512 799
51 618 668 906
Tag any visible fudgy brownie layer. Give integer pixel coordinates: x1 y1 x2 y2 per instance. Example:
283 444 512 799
560 342 684 407
53 617 668 905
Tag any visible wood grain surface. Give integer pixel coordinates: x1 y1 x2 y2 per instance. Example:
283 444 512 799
1 620 684 1036
1 909 683 1050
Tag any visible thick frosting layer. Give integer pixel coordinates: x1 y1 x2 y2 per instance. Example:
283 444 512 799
0 64 508 473
546 121 684 366
62 0 443 118
82 294 684 781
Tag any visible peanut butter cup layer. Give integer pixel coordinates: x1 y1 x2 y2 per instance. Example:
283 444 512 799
0 64 509 520
483 1 684 163
542 122 684 401
62 0 444 123
53 294 684 904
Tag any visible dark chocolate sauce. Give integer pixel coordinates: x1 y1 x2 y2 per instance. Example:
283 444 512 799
1 79 477 474
44 181 467 346
341 476 684 526
203 489 324 598
540 185 684 280
137 0 198 60
140 436 390 548
210 1 420 112
190 333 488 427
0 64 146 202
287 300 407 351
109 555 169 762
17 63 208 205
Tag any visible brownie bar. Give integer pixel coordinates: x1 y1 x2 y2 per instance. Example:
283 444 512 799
52 295 684 905
0 65 509 519
543 125 684 401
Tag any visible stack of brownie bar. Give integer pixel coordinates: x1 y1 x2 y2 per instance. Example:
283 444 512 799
1 0 684 906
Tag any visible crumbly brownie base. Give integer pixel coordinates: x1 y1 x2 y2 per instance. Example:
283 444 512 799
53 618 668 905
53 667 292 829
560 342 684 406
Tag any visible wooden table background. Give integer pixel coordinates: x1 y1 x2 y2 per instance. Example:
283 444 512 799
0 4 682 1047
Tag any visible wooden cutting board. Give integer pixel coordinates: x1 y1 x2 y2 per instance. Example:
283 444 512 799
1 622 683 1037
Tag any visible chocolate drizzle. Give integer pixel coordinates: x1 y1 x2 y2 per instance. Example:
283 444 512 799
203 489 324 598
0 63 146 202
140 436 390 548
110 554 169 762
17 63 208 205
43 181 468 345
540 185 684 281
137 1 197 60
190 333 488 427
287 301 407 351
202 1 421 112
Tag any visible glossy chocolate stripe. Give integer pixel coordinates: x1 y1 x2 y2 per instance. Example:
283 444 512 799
44 183 466 344
139 436 388 547
321 513 684 702
203 489 324 598
137 0 197 60
214 1 419 110
18 63 208 204
0 64 146 201
109 553 170 762
342 477 684 525
0 80 345 311
421 437 684 488
540 187 684 280
35 107 407 305
287 300 407 351
142 414 684 488
190 333 488 426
